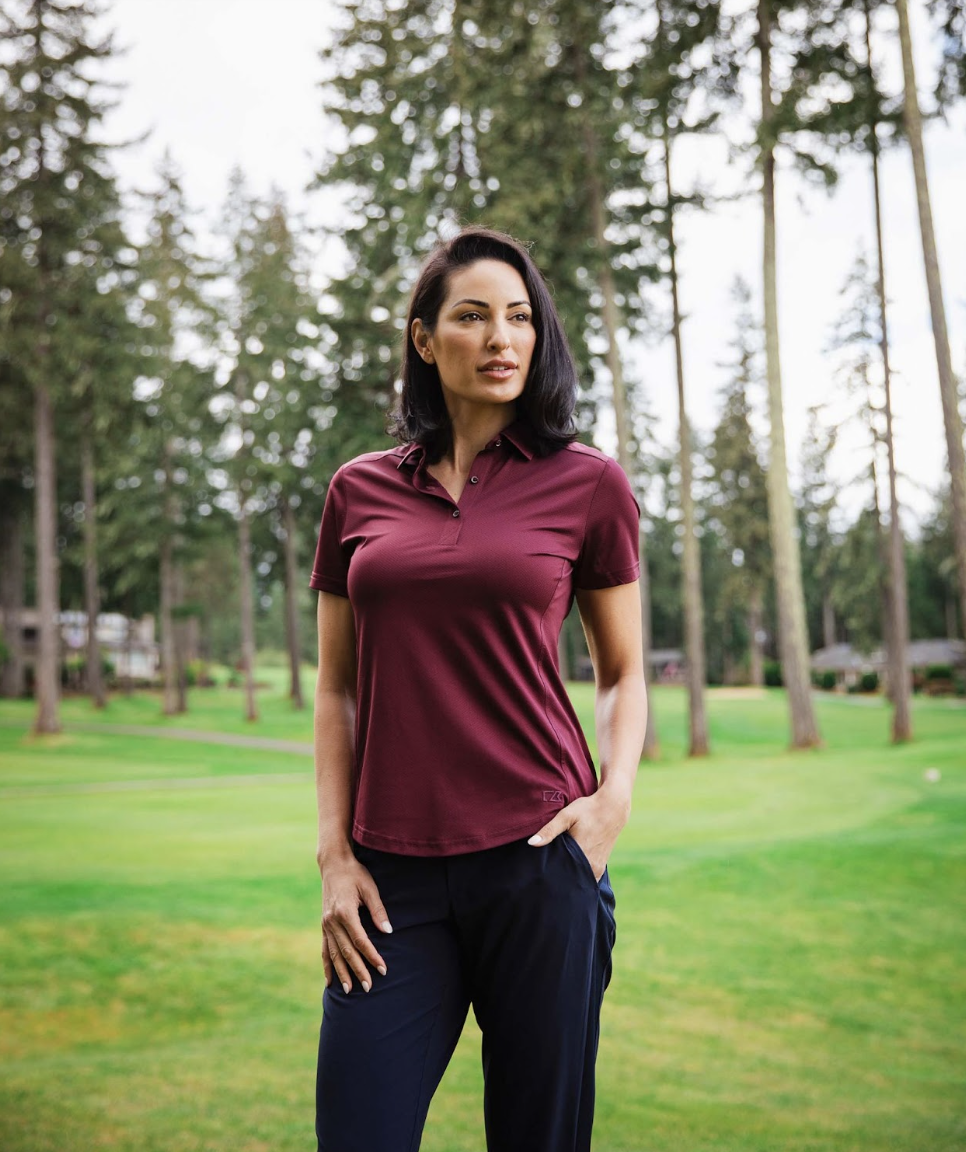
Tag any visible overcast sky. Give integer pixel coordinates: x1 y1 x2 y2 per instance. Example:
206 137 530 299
93 0 965 532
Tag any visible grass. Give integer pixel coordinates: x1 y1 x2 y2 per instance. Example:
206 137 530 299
1 681 964 1151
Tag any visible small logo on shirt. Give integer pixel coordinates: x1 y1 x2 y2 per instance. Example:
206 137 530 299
542 790 566 803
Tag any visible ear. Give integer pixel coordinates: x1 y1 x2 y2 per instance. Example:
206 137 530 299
411 318 434 363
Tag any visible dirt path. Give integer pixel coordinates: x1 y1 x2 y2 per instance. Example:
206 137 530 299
0 717 313 756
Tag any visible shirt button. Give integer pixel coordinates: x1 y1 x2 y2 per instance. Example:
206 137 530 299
470 475 479 484
452 509 460 518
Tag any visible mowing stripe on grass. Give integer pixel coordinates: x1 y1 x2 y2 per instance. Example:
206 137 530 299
2 771 311 798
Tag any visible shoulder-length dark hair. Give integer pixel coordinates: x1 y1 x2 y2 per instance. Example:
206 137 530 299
387 226 579 460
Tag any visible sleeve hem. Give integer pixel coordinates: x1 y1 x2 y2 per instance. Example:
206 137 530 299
309 575 349 597
574 563 640 591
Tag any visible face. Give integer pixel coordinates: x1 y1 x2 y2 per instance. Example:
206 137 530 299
411 259 537 417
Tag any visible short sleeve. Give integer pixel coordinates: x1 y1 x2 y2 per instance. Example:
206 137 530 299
309 467 351 597
573 456 641 590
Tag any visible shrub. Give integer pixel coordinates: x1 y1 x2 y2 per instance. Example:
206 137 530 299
184 659 215 688
925 664 953 681
764 661 783 687
859 671 879 693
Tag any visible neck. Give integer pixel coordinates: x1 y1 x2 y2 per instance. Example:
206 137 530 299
445 403 516 471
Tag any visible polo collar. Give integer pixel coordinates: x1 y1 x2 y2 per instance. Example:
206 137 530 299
395 417 536 470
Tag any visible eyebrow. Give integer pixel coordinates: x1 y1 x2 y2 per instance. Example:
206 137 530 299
449 298 532 310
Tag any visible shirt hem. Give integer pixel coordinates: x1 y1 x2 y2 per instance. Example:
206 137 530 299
351 812 555 857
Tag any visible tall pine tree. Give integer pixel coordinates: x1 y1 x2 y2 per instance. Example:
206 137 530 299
0 0 131 731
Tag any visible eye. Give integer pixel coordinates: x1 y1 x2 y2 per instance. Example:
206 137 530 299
459 310 484 321
511 311 532 323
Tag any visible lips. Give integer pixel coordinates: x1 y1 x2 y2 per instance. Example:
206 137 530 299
479 360 517 375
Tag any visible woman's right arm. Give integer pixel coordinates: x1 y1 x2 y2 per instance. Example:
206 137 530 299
315 590 393 994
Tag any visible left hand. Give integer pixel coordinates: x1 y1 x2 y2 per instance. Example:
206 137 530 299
527 789 630 882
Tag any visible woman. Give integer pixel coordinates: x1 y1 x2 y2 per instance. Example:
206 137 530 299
309 226 647 1152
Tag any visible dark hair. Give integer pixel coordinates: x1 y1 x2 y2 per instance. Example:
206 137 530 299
387 226 579 460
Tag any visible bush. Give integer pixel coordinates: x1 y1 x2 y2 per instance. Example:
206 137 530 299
764 661 783 688
812 670 837 691
185 659 215 688
925 664 953 681
61 653 115 691
859 671 879 693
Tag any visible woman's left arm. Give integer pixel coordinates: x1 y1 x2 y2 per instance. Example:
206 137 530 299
528 580 647 879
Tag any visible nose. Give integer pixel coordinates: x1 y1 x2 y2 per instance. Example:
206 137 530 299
486 320 511 351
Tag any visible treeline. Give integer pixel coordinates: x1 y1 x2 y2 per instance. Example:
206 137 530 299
0 0 963 753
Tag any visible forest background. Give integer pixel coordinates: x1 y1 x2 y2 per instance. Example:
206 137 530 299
1 0 965 752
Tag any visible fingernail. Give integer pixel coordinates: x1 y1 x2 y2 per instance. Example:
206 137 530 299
362 980 370 993
377 965 387 976
381 920 393 933
342 981 350 995
528 834 543 845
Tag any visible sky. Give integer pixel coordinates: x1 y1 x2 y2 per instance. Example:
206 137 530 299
93 0 965 533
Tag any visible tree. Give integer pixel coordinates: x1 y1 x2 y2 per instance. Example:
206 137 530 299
798 406 840 653
131 151 219 715
707 279 772 688
627 0 736 752
748 0 859 746
0 0 132 731
894 0 966 641
827 251 912 739
929 0 966 106
217 180 327 711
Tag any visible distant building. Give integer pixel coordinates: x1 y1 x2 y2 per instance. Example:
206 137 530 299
810 639 966 689
0 608 159 680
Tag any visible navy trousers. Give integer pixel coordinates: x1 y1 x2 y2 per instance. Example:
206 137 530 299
315 830 617 1152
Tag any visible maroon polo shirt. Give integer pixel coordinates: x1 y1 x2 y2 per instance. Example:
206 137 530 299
309 416 641 856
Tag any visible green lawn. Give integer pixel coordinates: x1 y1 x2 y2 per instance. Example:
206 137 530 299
1 683 964 1151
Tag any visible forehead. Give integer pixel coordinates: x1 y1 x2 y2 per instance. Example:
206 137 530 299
443 258 529 304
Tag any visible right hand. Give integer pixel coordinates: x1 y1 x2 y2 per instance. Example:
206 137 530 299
319 851 393 994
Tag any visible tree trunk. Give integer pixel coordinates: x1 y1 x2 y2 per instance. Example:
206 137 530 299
173 561 188 714
865 0 911 741
0 499 26 698
895 0 966 640
579 92 658 758
237 498 258 722
869 447 894 700
33 382 61 734
281 494 305 710
748 585 765 688
757 0 821 749
159 442 179 715
80 431 106 709
159 534 178 715
665 131 709 756
822 594 836 651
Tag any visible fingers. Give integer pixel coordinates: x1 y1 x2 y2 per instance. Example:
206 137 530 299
527 810 571 846
322 906 387 993
324 924 356 994
361 880 394 938
321 928 333 988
